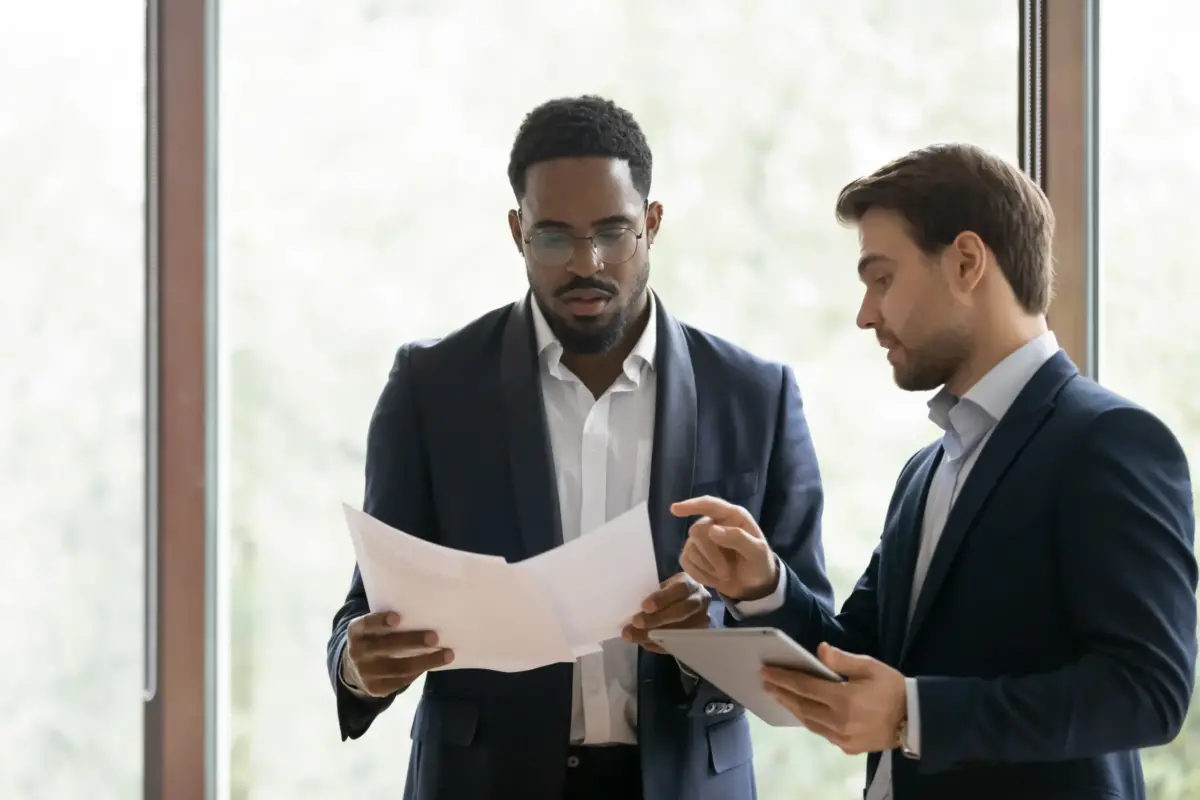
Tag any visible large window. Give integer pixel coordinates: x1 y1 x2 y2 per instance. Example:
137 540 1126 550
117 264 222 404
0 2 145 798
1099 3 1200 796
219 1 1016 796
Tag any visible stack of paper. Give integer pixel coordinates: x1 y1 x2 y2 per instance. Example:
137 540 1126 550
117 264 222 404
342 502 661 673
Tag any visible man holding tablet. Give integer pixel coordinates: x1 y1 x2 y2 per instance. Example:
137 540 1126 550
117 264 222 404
672 144 1197 800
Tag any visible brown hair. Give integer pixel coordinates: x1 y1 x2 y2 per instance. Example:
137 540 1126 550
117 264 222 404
835 143 1055 314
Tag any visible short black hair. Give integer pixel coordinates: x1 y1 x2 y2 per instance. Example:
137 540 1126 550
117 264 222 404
507 95 653 202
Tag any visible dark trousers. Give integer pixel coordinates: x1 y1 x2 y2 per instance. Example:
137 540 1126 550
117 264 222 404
563 745 642 800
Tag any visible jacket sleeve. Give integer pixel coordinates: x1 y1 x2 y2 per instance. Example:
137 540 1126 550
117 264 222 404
327 345 438 741
915 406 1197 773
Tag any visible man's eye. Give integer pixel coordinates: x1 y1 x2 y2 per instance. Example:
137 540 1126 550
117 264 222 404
536 233 572 249
594 230 625 246
875 275 892 289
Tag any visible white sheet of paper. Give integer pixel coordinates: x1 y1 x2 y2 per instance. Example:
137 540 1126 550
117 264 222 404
515 502 661 649
342 501 661 673
343 504 577 672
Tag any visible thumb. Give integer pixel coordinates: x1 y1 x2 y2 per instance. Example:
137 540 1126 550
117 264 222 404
709 524 765 558
817 643 875 678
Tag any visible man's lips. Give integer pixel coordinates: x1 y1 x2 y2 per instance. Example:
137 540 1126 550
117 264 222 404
560 289 613 302
560 290 614 317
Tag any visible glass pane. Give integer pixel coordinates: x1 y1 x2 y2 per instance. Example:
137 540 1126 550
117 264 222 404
0 2 145 798
1099 4 1200 797
219 1 1015 796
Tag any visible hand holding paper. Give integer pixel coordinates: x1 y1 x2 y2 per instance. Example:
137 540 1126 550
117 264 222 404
342 502 662 673
342 610 451 697
621 572 712 654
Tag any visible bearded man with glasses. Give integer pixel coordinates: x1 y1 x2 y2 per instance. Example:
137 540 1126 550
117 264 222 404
326 95 833 800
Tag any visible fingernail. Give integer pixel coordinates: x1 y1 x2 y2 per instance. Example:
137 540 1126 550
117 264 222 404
442 650 454 663
385 613 401 627
423 631 439 646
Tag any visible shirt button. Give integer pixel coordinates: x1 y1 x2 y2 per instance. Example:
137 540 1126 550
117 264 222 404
567 755 581 768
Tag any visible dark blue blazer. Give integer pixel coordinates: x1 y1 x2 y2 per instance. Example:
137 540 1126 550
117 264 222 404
747 350 1197 800
327 294 834 800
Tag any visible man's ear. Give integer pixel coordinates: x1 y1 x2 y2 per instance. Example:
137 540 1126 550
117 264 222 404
645 201 664 247
507 209 524 255
950 230 986 293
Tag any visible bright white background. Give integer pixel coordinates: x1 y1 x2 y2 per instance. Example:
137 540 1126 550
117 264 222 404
0 1 1196 797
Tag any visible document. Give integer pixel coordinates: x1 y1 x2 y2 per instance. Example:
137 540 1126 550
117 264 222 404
342 502 661 673
516 503 661 656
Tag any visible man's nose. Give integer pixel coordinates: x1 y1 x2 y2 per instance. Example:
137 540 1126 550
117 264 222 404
856 298 876 330
566 241 605 277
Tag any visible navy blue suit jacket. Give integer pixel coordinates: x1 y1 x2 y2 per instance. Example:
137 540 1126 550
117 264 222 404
747 350 1197 800
327 294 834 800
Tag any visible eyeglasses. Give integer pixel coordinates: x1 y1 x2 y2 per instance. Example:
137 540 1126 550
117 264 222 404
524 226 644 269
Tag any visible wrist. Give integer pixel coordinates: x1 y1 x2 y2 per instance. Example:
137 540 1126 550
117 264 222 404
340 642 364 690
733 555 779 602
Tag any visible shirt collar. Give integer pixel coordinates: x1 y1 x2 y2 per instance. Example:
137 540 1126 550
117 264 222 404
529 292 658 383
927 330 1059 457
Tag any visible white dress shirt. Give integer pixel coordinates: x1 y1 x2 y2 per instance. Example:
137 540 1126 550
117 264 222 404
529 296 659 745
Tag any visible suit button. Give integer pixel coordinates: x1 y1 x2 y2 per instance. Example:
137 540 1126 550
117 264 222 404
705 702 719 715
567 755 580 768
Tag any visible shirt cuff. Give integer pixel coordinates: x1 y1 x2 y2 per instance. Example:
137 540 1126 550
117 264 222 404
904 677 921 757
725 556 786 619
339 643 371 698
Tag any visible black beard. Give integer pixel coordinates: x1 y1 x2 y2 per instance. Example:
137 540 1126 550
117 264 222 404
535 294 629 355
532 265 651 356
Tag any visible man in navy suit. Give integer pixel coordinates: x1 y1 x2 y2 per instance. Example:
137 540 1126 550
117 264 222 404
325 95 834 800
674 143 1197 799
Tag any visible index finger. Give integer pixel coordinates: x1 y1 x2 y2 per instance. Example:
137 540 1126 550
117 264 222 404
349 611 402 636
670 495 737 522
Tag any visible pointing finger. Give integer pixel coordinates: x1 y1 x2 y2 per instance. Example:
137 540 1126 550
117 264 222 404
671 496 737 521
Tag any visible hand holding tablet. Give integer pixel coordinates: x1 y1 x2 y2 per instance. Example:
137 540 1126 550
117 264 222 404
647 627 844 727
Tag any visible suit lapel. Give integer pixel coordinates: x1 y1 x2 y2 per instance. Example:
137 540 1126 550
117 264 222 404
647 301 697 582
899 351 1078 660
880 446 940 663
500 295 563 558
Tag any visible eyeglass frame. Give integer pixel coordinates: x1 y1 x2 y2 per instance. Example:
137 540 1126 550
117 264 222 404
518 211 647 268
